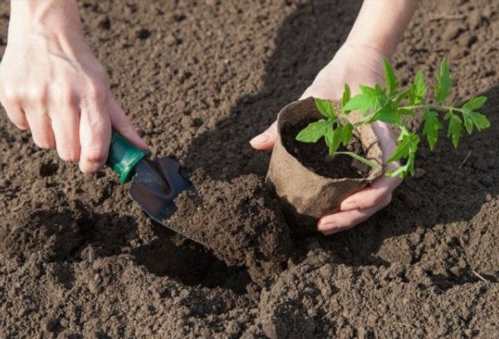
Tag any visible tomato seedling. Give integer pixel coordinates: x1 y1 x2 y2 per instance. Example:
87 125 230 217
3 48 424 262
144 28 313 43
296 59 491 178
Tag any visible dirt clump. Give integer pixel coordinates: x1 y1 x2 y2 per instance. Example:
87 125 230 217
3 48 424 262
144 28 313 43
169 173 293 286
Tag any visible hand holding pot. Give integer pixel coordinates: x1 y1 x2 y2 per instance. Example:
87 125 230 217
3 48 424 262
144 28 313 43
0 0 147 173
250 44 402 235
251 0 417 234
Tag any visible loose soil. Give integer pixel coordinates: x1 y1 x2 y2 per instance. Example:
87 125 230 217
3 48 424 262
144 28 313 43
281 118 368 179
0 0 498 338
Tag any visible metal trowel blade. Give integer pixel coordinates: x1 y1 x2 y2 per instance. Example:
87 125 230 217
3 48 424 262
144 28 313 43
129 157 192 226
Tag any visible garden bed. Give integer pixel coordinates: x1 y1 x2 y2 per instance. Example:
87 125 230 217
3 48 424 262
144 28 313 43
0 0 498 337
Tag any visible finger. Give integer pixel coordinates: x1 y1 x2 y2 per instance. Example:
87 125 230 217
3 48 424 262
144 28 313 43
25 110 56 149
79 97 111 173
109 97 148 149
249 121 277 151
318 199 391 235
51 106 81 162
0 97 29 130
339 176 401 211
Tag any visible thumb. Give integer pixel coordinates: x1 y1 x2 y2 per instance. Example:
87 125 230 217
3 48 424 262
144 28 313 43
109 98 148 149
250 121 277 151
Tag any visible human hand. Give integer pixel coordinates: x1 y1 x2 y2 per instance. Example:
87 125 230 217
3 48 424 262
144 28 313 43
250 43 402 235
0 0 147 173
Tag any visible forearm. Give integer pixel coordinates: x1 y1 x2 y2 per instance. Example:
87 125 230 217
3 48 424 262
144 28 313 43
9 0 83 42
346 0 417 57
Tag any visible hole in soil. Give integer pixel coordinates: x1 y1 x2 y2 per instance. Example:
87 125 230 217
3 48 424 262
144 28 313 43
136 28 151 40
39 161 59 177
132 225 251 294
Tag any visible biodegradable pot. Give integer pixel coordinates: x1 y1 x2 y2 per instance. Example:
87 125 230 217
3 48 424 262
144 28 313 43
267 97 384 227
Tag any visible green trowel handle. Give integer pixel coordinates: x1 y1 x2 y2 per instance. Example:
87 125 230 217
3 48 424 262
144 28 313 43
107 131 148 184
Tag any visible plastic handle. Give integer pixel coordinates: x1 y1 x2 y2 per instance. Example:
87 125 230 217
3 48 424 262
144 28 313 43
107 131 148 184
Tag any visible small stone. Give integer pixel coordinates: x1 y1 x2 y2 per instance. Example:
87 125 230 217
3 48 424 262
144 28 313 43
175 101 186 112
165 34 177 46
449 264 464 276
181 116 193 129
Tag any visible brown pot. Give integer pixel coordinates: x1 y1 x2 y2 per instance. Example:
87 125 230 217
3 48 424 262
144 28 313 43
266 97 384 228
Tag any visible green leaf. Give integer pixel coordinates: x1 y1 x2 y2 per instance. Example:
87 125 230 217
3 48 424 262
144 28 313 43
341 84 351 109
462 96 487 111
469 111 491 131
460 107 491 134
461 108 474 134
314 98 335 119
435 58 453 104
388 128 420 178
340 123 353 146
371 101 401 124
387 130 419 163
343 85 379 113
386 131 419 178
383 59 398 94
295 119 330 143
446 111 463 148
422 110 442 151
324 129 342 155
409 71 426 105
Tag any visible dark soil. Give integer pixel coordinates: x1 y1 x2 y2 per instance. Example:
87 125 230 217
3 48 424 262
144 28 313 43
1 0 498 338
281 118 369 179
168 173 293 287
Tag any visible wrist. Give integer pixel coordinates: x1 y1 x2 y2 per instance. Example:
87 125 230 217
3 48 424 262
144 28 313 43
9 0 83 43
338 42 388 62
344 36 397 60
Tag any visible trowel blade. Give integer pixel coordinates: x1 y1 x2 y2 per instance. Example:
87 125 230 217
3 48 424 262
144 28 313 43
129 157 192 226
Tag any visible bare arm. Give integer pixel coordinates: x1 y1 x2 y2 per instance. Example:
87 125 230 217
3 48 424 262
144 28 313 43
1 0 147 173
346 0 417 57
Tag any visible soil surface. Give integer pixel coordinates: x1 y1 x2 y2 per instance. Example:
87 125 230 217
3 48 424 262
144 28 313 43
1 0 499 338
282 118 368 179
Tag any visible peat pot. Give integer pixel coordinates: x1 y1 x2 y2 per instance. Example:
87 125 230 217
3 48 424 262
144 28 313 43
266 97 384 230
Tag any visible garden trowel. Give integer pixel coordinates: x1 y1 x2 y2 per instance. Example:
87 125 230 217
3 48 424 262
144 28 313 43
107 132 192 228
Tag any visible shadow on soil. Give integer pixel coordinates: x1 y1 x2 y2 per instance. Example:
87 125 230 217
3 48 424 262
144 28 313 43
0 202 250 293
132 224 251 293
181 0 499 267
183 0 363 180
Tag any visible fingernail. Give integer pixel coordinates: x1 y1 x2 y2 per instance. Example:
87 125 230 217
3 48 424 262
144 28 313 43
318 222 336 232
250 133 269 146
341 200 356 210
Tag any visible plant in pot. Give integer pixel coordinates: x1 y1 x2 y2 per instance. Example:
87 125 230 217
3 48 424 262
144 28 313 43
267 59 490 230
